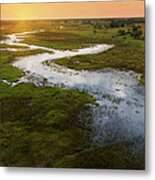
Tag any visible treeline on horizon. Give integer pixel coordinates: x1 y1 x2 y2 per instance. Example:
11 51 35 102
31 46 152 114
1 17 144 23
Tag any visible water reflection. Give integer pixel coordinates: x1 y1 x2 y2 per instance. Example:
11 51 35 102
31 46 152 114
1 30 145 151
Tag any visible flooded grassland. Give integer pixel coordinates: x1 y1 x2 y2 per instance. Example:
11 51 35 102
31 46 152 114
0 19 145 169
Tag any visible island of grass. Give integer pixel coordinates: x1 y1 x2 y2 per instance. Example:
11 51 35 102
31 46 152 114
54 41 144 84
0 44 28 49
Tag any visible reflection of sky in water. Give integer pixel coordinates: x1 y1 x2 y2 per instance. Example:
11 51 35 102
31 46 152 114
1 30 145 150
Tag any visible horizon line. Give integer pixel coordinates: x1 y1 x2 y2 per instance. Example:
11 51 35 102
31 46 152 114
1 16 145 21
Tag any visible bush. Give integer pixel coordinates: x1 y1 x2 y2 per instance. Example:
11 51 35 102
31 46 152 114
117 29 126 36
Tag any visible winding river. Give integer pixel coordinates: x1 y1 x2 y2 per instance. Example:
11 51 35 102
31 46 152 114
1 30 145 150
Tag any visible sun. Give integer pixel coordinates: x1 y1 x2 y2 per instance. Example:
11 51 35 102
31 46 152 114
1 4 37 20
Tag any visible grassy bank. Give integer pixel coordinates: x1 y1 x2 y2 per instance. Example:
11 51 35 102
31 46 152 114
0 49 52 82
0 53 23 82
55 41 145 84
0 82 95 167
0 82 144 169
0 44 28 49
54 141 145 170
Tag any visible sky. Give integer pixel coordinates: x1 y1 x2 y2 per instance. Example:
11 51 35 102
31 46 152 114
1 1 144 20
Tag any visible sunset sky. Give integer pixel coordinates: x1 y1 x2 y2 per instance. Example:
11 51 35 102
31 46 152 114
1 1 144 20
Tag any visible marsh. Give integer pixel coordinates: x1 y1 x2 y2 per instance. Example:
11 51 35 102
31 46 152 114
0 18 145 169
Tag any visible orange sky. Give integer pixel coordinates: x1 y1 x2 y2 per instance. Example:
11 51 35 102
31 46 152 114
1 1 144 20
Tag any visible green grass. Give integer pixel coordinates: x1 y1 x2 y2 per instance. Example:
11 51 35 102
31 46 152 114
2 49 52 57
0 44 28 49
0 49 52 82
0 82 95 167
54 141 145 169
0 54 23 82
21 31 94 50
19 22 144 50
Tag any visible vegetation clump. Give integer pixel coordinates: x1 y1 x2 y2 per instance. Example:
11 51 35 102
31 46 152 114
0 82 95 167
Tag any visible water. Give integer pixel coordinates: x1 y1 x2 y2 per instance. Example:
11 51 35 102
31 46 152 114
1 30 144 150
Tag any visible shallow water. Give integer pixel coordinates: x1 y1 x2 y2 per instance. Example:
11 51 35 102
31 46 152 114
1 30 144 150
